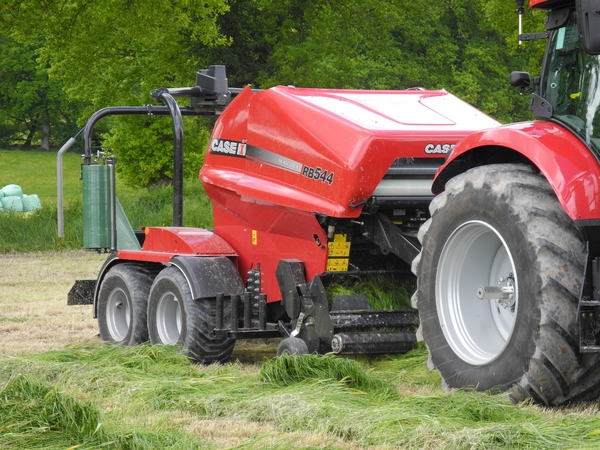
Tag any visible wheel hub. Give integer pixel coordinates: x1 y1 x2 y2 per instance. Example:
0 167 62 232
106 288 130 341
436 220 518 366
477 274 515 309
156 293 182 344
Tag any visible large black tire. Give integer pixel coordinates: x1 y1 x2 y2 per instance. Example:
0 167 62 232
412 164 600 405
97 263 156 345
147 266 234 364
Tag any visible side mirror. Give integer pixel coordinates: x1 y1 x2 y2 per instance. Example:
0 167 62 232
577 0 600 54
509 71 532 89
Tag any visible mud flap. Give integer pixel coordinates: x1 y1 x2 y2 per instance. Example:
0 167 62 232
67 280 96 305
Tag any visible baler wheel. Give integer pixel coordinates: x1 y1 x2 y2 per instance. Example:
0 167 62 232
97 263 155 345
277 337 309 356
147 266 234 364
413 164 600 405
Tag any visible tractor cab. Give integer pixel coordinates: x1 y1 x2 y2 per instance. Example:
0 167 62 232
512 1 600 156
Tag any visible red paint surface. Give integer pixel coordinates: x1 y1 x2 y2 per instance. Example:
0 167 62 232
438 121 600 220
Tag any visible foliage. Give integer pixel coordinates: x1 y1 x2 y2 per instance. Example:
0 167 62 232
0 0 229 186
0 373 202 449
0 199 83 253
249 0 546 123
0 34 80 149
101 115 211 187
0 0 549 183
0 375 105 446
120 178 214 230
326 275 414 310
260 353 399 400
1 0 230 110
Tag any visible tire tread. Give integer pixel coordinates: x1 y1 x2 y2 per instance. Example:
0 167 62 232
413 164 600 405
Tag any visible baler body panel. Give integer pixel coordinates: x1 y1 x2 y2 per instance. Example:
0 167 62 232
435 120 600 221
201 85 500 302
206 183 328 302
117 227 237 263
202 86 499 218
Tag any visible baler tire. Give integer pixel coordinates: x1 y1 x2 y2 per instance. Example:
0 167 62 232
97 263 155 345
147 266 234 364
277 337 309 356
412 163 600 406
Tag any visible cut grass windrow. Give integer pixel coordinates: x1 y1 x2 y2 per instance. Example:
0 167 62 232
1 343 600 449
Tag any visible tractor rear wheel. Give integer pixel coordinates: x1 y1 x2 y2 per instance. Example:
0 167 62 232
97 263 155 345
413 164 600 405
147 266 234 363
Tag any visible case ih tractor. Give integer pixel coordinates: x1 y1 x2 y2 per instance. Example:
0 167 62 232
62 0 600 406
412 0 600 406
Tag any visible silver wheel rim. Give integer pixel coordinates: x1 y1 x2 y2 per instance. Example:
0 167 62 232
106 287 130 341
436 220 518 365
156 291 182 344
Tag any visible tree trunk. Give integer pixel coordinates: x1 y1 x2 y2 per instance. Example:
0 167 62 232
42 110 50 151
22 126 35 149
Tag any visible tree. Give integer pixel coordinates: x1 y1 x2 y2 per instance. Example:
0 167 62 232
0 0 229 185
0 34 79 149
229 0 546 123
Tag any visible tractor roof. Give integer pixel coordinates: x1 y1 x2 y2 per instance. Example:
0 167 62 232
529 0 573 10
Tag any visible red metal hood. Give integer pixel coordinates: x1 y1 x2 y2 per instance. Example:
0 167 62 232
201 85 499 218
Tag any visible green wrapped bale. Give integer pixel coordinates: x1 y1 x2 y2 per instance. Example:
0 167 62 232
2 184 23 198
22 194 41 212
1 195 24 212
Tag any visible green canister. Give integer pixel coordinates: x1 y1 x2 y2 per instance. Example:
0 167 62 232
82 164 112 249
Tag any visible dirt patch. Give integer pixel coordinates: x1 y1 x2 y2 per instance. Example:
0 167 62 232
0 251 280 361
0 251 106 355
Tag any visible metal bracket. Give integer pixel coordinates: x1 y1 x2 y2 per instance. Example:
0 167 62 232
580 257 600 352
276 259 334 350
369 213 420 265
291 312 305 337
530 94 553 119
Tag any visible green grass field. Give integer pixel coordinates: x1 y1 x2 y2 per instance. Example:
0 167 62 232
0 149 84 207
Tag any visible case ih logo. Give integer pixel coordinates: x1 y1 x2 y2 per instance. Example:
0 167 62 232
210 138 247 156
209 137 335 184
425 143 455 154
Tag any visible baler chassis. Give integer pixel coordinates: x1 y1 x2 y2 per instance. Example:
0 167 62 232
210 260 419 355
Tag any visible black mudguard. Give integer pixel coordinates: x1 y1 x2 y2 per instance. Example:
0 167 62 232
170 255 244 300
